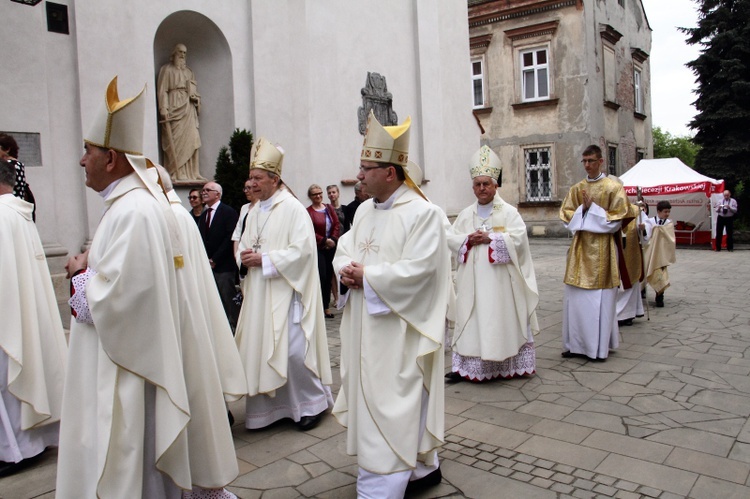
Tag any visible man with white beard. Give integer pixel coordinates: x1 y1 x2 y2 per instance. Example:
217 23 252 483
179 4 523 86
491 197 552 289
157 43 204 180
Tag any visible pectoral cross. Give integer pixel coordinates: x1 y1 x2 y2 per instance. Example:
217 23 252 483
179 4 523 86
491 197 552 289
251 234 265 252
479 220 491 232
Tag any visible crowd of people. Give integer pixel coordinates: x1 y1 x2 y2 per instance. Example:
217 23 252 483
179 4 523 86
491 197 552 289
0 75 734 499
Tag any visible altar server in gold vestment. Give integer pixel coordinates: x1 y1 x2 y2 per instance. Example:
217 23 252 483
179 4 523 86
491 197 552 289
0 159 67 477
334 111 451 498
560 144 628 361
58 77 238 498
446 146 539 383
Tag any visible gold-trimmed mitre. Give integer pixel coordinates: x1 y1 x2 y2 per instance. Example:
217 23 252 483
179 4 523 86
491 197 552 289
84 76 146 155
250 137 284 177
469 145 501 180
360 110 410 167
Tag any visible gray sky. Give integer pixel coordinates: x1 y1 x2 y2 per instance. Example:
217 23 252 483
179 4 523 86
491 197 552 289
641 0 701 137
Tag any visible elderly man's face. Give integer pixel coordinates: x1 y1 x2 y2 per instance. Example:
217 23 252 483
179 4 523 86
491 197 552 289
724 190 731 200
80 143 113 192
201 182 221 205
249 169 279 201
472 175 497 205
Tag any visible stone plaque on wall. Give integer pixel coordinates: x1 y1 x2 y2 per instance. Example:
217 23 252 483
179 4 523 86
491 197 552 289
7 132 43 166
357 72 398 135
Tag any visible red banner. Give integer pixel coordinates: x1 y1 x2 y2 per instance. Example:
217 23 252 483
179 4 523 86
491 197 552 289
624 181 723 197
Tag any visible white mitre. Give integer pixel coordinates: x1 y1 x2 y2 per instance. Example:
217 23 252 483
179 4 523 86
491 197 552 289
469 145 502 181
250 137 285 177
84 76 146 155
361 110 410 167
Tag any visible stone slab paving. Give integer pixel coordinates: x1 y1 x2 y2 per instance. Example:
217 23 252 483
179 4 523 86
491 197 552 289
2 240 749 498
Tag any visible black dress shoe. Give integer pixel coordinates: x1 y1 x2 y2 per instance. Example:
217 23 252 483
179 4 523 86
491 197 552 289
324 313 334 319
444 371 465 384
405 466 442 494
655 293 664 307
561 351 574 358
296 413 322 431
618 318 633 327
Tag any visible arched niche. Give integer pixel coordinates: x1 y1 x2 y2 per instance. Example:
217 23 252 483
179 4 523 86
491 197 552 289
153 11 234 183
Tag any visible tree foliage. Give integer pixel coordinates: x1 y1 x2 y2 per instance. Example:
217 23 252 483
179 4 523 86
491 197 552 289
214 128 253 212
682 0 750 223
651 127 700 167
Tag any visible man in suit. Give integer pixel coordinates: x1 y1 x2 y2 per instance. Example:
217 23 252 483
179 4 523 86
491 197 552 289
200 181 240 330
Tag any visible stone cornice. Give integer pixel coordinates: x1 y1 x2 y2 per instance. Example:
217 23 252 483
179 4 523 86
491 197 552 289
631 47 650 63
469 0 581 28
470 33 494 50
504 20 559 41
599 23 623 45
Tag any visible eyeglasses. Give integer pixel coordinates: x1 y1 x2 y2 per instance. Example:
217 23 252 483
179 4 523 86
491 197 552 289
310 192 323 197
243 187 252 192
188 196 199 200
581 159 600 165
359 165 390 173
201 188 218 193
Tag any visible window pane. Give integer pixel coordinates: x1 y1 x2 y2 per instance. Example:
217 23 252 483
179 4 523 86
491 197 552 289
473 61 482 76
473 80 483 106
537 49 547 65
523 52 533 67
523 71 535 99
538 68 548 97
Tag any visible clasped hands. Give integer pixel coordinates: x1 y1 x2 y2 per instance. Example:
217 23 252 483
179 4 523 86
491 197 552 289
581 189 594 211
467 230 491 246
340 261 364 289
65 250 89 279
239 249 263 268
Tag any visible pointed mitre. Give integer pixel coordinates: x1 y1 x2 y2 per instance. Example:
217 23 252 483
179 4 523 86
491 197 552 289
84 76 146 155
249 137 284 177
360 110 410 167
405 160 429 201
469 145 502 181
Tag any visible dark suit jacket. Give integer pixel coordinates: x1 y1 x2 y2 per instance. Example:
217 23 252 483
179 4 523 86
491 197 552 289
199 201 239 273
343 199 362 227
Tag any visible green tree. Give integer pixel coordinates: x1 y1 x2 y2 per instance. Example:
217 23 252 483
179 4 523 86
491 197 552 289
682 0 750 223
651 126 700 167
214 128 253 212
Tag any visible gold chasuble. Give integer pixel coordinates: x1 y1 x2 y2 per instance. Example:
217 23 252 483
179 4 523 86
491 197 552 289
560 177 629 289
644 223 676 294
621 204 645 286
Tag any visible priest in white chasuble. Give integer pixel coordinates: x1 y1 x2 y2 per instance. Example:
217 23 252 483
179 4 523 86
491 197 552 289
235 138 333 432
57 77 238 499
560 144 629 361
0 159 67 476
334 111 451 498
446 146 539 383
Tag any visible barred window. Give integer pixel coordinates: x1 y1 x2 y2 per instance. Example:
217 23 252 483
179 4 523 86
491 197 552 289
525 147 552 201
608 146 617 176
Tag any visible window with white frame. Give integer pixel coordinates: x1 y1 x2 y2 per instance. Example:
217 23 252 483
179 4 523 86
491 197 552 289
524 147 552 201
521 47 550 102
472 57 485 108
634 67 644 113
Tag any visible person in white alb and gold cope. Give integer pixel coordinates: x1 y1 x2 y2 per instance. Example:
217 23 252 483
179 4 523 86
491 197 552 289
446 145 539 383
57 77 239 499
235 138 333 432
334 111 451 498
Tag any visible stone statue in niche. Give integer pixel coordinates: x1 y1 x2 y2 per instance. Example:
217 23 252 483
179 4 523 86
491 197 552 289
157 43 205 181
357 72 398 135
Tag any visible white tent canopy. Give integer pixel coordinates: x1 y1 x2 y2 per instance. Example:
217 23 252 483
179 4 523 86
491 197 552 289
620 158 725 244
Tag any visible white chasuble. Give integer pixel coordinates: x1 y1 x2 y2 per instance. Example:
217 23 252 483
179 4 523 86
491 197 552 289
447 193 539 362
235 189 332 398
333 187 451 474
57 173 192 498
0 194 67 462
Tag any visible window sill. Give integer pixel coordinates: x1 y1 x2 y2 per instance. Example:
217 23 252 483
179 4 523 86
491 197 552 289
634 111 647 121
512 98 559 111
518 200 561 208
473 106 493 115
604 100 620 111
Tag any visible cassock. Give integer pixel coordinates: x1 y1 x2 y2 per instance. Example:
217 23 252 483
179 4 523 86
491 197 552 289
616 206 646 322
333 185 451 475
447 192 539 380
560 175 628 360
57 170 238 498
235 189 332 428
0 194 67 464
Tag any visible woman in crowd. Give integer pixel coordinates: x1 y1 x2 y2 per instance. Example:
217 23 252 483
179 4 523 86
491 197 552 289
307 184 340 318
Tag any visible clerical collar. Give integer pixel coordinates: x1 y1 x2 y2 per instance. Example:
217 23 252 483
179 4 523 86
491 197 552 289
259 190 279 212
99 178 123 200
477 201 493 219
586 173 604 182
373 184 408 210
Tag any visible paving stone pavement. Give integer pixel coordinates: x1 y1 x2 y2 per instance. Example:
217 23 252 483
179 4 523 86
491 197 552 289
2 239 749 498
